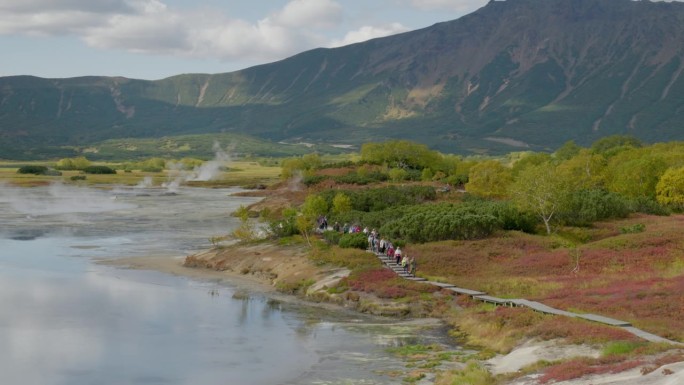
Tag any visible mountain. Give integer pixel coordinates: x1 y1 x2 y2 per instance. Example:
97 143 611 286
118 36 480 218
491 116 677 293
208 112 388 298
2 0 684 159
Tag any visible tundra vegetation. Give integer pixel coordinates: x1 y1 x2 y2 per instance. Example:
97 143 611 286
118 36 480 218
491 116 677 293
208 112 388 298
259 136 684 384
3 136 684 383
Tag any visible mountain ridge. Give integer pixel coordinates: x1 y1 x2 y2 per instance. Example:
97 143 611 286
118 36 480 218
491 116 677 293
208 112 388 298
2 0 684 159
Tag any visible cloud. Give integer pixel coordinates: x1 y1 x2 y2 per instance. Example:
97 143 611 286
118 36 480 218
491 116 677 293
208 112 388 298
0 0 349 61
409 0 488 12
0 0 409 64
272 0 343 29
329 23 410 47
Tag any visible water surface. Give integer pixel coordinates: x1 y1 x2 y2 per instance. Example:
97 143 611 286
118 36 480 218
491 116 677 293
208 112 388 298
0 184 450 385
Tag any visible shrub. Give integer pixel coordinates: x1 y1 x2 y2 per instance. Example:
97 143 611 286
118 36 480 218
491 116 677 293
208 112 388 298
620 223 645 234
338 233 368 249
17 165 48 175
559 189 632 226
629 196 669 216
83 166 116 174
322 230 342 245
319 186 436 213
380 200 534 243
70 175 87 181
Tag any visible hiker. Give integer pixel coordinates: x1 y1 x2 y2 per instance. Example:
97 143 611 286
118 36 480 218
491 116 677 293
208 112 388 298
401 254 409 274
409 256 417 277
333 221 340 232
342 223 349 233
395 247 402 265
379 237 386 254
387 243 395 260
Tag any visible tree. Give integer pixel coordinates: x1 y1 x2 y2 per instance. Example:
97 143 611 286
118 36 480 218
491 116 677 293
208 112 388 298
421 168 434 181
591 135 642 156
511 152 553 176
554 140 581 161
466 160 512 199
280 153 321 180
232 205 256 241
605 151 668 199
656 166 684 210
360 140 442 170
297 195 328 246
55 156 91 170
332 193 352 216
555 149 607 190
510 163 566 234
389 167 408 182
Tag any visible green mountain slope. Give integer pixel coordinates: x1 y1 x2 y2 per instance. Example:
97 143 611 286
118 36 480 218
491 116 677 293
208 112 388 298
2 0 684 159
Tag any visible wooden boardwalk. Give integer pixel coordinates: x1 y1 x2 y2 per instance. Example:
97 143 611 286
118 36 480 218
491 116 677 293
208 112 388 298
371 250 683 346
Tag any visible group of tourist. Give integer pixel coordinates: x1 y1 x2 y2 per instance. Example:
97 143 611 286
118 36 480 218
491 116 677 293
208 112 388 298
338 225 418 277
326 222 418 277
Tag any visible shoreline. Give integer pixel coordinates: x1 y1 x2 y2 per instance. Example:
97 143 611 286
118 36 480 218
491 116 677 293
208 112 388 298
98 253 445 328
100 249 684 385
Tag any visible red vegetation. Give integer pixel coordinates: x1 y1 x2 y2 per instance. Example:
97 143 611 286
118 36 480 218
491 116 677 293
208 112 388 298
343 267 440 299
539 357 644 384
407 214 684 341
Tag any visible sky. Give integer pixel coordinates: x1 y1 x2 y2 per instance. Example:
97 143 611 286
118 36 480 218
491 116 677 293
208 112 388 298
0 0 490 80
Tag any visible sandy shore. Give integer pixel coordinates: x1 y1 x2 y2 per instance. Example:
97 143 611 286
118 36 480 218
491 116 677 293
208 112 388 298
100 254 278 294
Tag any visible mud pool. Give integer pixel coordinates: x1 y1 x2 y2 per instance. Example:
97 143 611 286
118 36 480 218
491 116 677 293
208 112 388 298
0 184 452 385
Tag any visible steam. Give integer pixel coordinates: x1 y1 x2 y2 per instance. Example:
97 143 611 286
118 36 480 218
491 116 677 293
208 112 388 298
162 142 231 192
288 170 304 192
2 183 135 216
135 176 154 189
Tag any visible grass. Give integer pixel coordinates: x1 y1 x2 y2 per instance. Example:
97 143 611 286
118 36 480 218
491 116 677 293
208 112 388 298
0 160 281 187
435 361 496 385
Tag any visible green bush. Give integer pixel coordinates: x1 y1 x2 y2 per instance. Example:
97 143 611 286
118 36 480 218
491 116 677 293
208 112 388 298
620 223 645 234
322 230 342 245
629 196 669 216
559 189 632 226
83 166 117 174
302 175 327 186
379 199 534 243
17 165 48 175
319 185 436 213
70 175 87 181
338 233 369 249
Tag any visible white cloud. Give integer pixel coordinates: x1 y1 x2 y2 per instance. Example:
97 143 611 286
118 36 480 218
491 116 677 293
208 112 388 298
0 0 435 65
272 0 343 29
329 23 410 47
410 0 488 12
0 0 349 61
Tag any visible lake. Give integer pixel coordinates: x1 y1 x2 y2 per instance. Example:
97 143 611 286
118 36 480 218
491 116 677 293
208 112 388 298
0 183 450 385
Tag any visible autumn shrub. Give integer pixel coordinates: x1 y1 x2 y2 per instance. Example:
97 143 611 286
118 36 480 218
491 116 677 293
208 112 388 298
538 357 644 384
342 267 439 299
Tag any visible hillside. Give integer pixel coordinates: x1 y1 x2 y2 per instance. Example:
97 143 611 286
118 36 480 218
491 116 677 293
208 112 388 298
2 0 684 159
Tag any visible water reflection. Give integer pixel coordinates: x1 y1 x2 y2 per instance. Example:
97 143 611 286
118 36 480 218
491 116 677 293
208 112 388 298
0 184 451 385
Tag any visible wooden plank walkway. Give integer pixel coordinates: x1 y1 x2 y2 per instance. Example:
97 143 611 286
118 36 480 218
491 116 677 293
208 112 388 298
369 249 683 345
